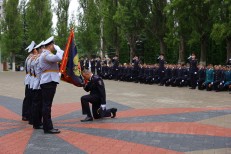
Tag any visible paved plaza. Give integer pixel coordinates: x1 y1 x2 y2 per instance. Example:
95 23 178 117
0 71 231 154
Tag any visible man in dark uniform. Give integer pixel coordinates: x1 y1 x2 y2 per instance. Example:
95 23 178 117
96 57 102 76
226 58 231 66
188 53 198 89
84 57 89 69
168 65 177 87
174 64 184 87
160 65 171 86
197 65 206 90
80 69 117 122
157 53 166 86
112 55 119 80
90 57 96 74
221 66 231 93
132 56 140 82
211 65 223 91
80 57 84 71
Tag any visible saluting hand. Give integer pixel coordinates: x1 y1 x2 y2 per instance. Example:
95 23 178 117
54 45 61 51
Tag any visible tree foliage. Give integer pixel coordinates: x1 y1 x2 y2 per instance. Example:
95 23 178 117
55 0 70 49
2 0 22 55
1 0 231 66
26 0 52 44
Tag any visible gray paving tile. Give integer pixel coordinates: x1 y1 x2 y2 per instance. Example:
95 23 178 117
25 130 86 154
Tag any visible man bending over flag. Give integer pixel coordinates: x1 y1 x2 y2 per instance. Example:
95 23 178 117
80 69 117 122
60 30 117 122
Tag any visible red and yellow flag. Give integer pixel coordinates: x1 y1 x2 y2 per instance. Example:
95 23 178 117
60 29 83 87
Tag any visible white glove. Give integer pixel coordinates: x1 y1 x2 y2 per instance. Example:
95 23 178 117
194 72 197 74
54 45 61 51
101 104 106 110
58 72 61 77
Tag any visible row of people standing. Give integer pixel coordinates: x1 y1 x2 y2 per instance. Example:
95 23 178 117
80 54 231 93
22 36 64 134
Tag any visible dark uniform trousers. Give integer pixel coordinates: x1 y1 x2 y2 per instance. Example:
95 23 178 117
81 94 111 119
40 82 57 131
197 79 205 90
32 89 43 127
22 85 32 119
190 72 197 88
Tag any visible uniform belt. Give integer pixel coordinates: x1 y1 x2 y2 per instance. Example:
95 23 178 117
43 70 59 73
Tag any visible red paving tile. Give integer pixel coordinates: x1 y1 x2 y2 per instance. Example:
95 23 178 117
59 122 231 137
52 103 81 118
57 118 82 124
0 105 21 121
0 127 33 154
56 129 183 154
0 125 22 131
118 107 231 118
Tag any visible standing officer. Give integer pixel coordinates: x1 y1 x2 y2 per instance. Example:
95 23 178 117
80 69 117 122
226 58 231 66
90 57 96 74
112 55 119 80
96 56 102 76
22 41 35 121
84 57 89 70
80 57 84 71
32 41 44 129
39 36 64 134
157 53 166 86
132 56 140 82
188 53 198 89
28 44 39 125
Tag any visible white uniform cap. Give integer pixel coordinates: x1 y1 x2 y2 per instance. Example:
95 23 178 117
34 41 44 49
43 36 54 46
28 41 36 53
25 41 35 51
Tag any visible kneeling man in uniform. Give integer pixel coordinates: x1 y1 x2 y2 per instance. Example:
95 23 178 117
81 69 117 122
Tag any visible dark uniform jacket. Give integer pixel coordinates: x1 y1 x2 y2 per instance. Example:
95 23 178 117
84 75 106 104
189 59 198 73
213 70 223 81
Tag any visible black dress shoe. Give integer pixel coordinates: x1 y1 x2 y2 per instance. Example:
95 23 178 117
189 87 196 89
33 125 43 129
97 108 106 117
80 116 93 122
22 117 28 121
111 108 117 118
44 129 61 134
